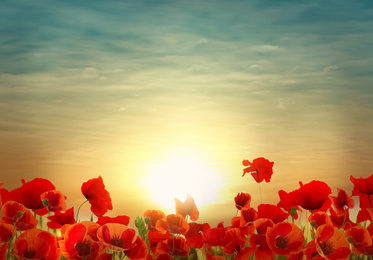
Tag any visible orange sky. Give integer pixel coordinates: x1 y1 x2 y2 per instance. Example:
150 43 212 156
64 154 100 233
1 0 373 226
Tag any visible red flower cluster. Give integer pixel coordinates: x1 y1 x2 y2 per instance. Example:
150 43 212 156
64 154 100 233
0 157 372 260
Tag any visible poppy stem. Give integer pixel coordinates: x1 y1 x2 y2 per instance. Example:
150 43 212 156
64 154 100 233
257 172 263 204
76 199 89 222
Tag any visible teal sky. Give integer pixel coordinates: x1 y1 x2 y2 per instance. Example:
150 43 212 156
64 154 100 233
1 0 373 225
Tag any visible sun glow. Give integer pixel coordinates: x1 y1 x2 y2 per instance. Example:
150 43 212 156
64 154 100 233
143 147 224 212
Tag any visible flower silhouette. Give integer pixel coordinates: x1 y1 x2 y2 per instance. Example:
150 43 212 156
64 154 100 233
175 194 199 221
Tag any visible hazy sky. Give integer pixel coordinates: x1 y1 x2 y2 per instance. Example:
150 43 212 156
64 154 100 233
1 0 373 226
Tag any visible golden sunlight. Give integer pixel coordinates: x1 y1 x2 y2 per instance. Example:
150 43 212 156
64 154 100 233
142 147 224 213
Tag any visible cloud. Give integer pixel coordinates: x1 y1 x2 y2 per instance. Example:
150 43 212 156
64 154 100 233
323 66 339 73
252 45 281 52
249 64 260 70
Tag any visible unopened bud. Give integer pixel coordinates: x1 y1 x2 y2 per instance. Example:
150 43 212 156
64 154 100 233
16 211 24 219
310 220 316 229
347 236 354 244
42 199 49 207
144 216 150 225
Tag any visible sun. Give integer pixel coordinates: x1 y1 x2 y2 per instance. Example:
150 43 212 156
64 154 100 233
142 147 224 212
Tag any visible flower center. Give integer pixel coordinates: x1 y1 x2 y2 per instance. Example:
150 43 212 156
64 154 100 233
75 239 92 256
275 235 289 249
111 236 124 248
319 241 335 255
23 249 37 258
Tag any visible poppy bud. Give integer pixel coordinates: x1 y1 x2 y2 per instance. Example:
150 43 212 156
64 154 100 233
42 199 49 207
310 220 316 229
144 216 150 225
16 211 24 219
346 236 354 244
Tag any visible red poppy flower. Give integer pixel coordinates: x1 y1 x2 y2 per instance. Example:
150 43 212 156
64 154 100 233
58 222 107 260
47 207 76 229
329 207 356 230
344 226 372 255
175 194 199 221
239 207 258 229
1 201 38 231
221 228 246 256
242 157 274 183
125 236 149 260
155 214 189 235
304 240 323 260
153 236 190 258
13 228 61 260
315 224 351 260
234 192 251 210
356 194 373 223
41 190 67 212
143 210 166 231
285 181 332 212
351 174 373 196
257 204 290 224
329 188 355 217
97 215 130 226
97 223 137 251
308 212 333 229
254 218 274 235
249 234 274 260
204 222 226 247
0 243 8 260
185 222 210 249
266 222 305 256
0 222 14 244
8 178 55 215
81 176 113 217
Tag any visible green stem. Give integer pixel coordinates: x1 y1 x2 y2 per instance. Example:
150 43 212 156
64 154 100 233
257 172 262 204
76 199 89 222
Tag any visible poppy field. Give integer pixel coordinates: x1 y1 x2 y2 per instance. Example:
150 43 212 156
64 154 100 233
0 157 373 260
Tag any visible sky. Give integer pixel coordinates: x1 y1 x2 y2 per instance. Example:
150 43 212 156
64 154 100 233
1 0 373 226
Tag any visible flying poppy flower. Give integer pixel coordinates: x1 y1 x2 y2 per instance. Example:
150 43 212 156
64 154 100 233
155 214 189 235
47 207 76 229
96 215 130 226
1 201 38 231
153 236 190 258
308 212 333 229
242 157 274 183
234 192 251 210
41 190 67 213
175 194 199 221
315 224 351 260
266 222 305 256
351 174 373 196
7 178 55 215
13 228 61 260
329 188 355 217
204 222 226 247
185 222 210 249
345 226 372 255
81 176 113 217
257 204 290 224
285 181 332 212
97 223 137 252
59 222 107 260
